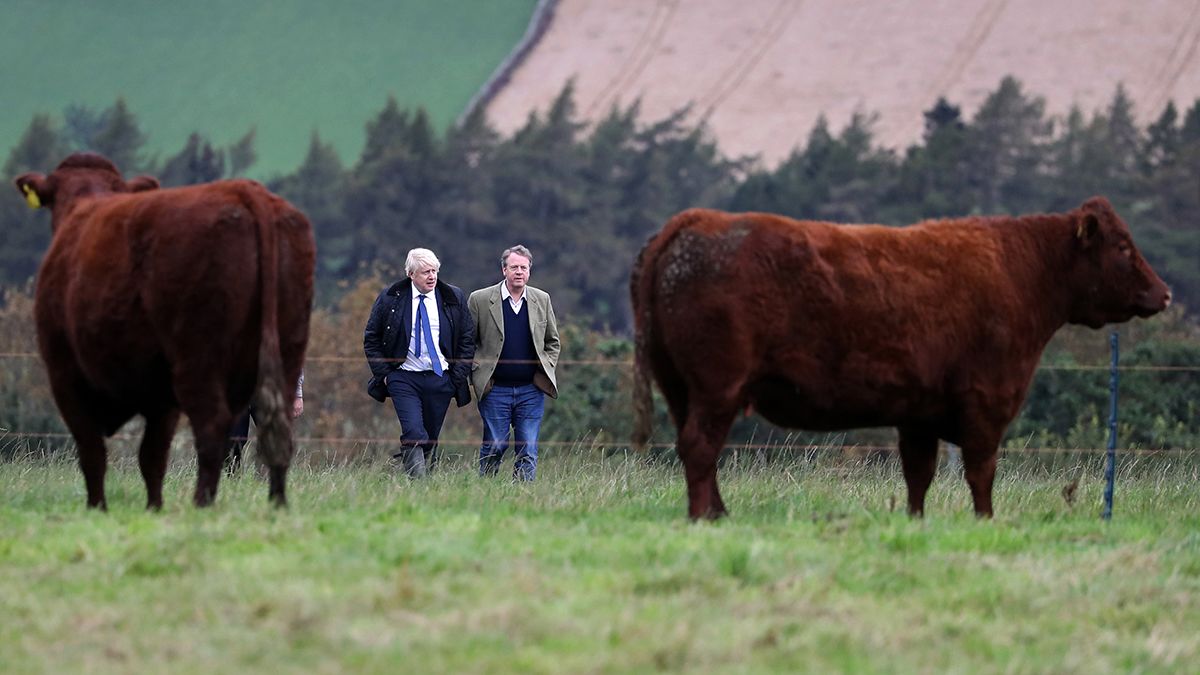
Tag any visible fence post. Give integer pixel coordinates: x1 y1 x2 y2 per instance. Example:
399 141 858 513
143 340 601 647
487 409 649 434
1102 330 1119 521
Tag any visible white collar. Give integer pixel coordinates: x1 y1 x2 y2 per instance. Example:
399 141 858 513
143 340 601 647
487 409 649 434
501 282 526 304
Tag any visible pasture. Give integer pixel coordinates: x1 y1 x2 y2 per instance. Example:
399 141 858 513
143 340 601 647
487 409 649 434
2 448 1198 673
1 0 537 176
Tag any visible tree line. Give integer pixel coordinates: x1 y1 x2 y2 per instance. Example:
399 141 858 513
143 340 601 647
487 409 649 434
5 77 1197 330
1 76 1197 452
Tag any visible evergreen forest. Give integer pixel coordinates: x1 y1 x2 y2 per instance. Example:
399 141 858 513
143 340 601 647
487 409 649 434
1 76 1197 451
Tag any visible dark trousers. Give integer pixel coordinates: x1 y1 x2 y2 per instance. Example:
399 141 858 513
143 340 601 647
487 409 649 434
226 406 259 475
386 369 455 477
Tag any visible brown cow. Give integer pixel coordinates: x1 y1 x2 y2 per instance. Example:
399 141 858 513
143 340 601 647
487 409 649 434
13 153 315 509
631 198 1171 520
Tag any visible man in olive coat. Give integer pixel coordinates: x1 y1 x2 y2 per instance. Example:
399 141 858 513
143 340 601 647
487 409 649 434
468 245 560 480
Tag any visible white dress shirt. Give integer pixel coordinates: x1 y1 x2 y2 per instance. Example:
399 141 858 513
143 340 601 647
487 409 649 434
402 288 449 373
501 282 526 314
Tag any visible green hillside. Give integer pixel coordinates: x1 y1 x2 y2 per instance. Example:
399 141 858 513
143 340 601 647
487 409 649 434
2 0 536 176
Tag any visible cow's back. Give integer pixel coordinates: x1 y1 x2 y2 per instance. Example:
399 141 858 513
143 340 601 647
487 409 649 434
35 181 313 418
634 209 1038 430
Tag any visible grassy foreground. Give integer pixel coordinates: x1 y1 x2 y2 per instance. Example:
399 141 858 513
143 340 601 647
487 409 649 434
1 451 1198 674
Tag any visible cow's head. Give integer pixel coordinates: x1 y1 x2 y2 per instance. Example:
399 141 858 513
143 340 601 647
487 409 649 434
13 152 159 226
1067 196 1171 328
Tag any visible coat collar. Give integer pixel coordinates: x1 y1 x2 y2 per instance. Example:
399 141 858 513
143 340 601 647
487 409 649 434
387 278 459 305
488 281 505 334
488 281 539 334
488 280 537 305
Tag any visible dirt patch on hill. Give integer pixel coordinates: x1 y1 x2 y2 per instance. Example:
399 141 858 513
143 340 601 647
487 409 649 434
485 0 1200 165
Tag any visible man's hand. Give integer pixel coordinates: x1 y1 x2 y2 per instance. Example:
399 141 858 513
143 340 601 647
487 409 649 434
293 397 304 418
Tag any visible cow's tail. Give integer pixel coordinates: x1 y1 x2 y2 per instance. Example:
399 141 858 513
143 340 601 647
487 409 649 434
631 210 707 453
630 239 655 453
241 183 292 507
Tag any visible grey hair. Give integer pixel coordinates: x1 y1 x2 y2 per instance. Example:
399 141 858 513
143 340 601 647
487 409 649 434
405 248 441 276
501 245 533 269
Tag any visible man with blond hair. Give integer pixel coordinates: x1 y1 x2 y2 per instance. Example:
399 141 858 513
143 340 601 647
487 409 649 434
364 248 474 477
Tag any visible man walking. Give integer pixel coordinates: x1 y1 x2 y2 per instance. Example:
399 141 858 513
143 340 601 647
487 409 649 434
468 245 560 480
224 373 305 475
364 248 474 477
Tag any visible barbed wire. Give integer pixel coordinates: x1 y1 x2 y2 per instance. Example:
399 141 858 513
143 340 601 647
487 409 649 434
2 350 1195 454
1 351 1198 372
2 429 1196 456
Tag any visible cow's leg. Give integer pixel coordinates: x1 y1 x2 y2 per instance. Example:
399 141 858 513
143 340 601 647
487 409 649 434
957 422 1004 517
192 414 234 507
138 409 180 511
708 469 727 517
897 427 939 517
43 366 112 510
72 425 109 511
660 381 728 514
961 444 998 518
677 406 736 520
955 401 1008 517
173 381 236 508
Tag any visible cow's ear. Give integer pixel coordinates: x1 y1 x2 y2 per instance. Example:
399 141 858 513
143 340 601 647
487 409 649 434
126 175 160 193
1076 195 1115 249
1075 212 1100 249
14 173 49 209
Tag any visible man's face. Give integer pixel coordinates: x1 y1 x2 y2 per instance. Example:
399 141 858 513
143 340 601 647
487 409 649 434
409 264 438 293
503 253 531 295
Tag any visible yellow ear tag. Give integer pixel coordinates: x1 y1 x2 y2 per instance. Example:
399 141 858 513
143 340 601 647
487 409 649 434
22 184 41 209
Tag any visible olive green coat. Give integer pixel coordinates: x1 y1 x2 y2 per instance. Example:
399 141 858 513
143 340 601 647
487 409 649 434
467 282 560 400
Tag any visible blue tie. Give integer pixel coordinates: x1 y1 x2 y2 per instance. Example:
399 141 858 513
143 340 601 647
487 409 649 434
415 294 444 376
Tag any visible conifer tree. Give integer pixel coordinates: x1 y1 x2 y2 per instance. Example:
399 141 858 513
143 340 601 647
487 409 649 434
359 96 411 167
89 98 149 173
0 114 66 284
227 128 257 177
273 132 348 291
425 106 500 291
964 76 1052 214
345 100 438 275
891 98 971 220
1045 105 1092 210
158 133 225 187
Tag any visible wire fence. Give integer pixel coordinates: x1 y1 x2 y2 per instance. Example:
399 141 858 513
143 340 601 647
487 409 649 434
4 350 1200 371
1 349 1196 458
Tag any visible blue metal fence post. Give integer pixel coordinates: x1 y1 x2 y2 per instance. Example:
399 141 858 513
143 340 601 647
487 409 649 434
1103 330 1119 521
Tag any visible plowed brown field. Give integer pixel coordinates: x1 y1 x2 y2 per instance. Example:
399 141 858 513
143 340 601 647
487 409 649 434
485 0 1200 165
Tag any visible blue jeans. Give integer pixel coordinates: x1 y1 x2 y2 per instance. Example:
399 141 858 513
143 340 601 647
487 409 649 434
478 383 545 481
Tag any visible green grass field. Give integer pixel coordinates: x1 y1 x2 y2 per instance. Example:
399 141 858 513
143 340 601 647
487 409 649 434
3 1 536 176
2 450 1198 673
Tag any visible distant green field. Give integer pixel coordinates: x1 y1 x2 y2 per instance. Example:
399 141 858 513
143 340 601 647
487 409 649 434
3 1 536 176
2 451 1198 672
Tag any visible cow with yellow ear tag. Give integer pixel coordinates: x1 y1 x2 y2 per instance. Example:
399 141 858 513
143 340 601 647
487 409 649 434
12 152 315 511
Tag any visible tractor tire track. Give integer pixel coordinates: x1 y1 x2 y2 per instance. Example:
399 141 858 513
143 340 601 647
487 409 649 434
925 0 1008 103
586 0 678 116
696 0 801 118
1147 0 1200 115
